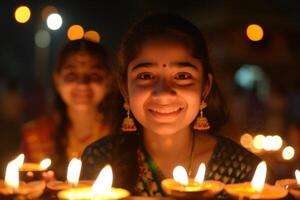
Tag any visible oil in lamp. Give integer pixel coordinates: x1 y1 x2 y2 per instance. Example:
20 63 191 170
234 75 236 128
57 165 130 200
161 163 224 199
225 161 288 199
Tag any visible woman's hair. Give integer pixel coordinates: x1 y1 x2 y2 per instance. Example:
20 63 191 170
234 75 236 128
117 13 228 134
52 39 122 178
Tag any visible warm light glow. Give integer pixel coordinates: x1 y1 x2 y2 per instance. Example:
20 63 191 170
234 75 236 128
41 5 58 21
67 158 82 186
67 25 84 40
195 163 205 184
47 13 63 30
40 158 51 170
14 154 25 168
263 135 274 151
240 133 253 148
15 6 31 23
282 146 295 160
271 135 283 151
296 170 300 185
84 30 101 43
251 161 267 192
253 134 265 150
92 165 113 196
246 24 264 42
5 160 19 190
173 166 188 186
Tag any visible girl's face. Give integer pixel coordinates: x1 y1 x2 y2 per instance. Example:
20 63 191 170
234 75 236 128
55 52 110 112
127 41 212 135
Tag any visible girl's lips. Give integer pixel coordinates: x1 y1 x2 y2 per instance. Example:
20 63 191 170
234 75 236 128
148 107 183 120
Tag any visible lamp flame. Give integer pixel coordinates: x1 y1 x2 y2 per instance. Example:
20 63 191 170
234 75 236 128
251 161 267 191
40 158 51 170
67 158 82 186
195 163 206 184
14 154 25 168
173 166 189 186
295 170 300 185
92 165 113 196
5 160 19 190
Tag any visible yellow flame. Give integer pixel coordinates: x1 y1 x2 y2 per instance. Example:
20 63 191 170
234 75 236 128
195 163 206 184
5 160 19 190
295 170 300 185
251 161 267 191
40 158 51 170
14 154 25 168
67 158 82 186
92 165 113 196
173 166 188 186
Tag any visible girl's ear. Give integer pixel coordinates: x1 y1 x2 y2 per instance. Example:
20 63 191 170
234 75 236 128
202 73 213 100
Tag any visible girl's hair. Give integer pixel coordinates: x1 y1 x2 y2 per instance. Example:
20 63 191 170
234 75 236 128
52 39 122 178
118 13 228 134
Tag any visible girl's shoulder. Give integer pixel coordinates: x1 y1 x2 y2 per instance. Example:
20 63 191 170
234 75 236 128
81 133 139 180
207 135 262 183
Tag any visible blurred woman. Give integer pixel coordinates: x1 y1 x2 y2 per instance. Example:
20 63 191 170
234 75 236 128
21 39 122 178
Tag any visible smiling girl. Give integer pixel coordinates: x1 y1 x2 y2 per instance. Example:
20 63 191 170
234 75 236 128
81 14 262 196
21 39 122 179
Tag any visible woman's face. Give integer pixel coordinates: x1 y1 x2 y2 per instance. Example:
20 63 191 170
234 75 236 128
127 41 212 135
55 51 110 112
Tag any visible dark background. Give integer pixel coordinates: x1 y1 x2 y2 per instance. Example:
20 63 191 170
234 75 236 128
0 0 299 180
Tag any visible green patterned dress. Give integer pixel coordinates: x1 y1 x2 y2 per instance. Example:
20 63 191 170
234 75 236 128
81 133 261 197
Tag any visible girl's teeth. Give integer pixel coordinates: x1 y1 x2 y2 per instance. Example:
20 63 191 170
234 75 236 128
150 108 181 114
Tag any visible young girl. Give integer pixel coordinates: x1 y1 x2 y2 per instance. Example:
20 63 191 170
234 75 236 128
81 14 262 196
21 39 122 179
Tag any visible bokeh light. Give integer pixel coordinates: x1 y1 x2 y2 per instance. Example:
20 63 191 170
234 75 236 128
47 13 63 30
240 133 253 148
246 24 264 42
253 134 265 150
67 25 84 40
35 30 51 48
282 146 295 160
262 135 273 151
15 6 31 23
84 30 101 43
41 6 58 21
272 135 283 151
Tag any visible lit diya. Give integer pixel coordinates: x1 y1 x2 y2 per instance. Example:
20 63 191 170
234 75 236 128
225 161 288 199
161 163 224 199
20 155 52 181
0 157 45 199
57 165 130 200
275 169 300 199
47 158 92 193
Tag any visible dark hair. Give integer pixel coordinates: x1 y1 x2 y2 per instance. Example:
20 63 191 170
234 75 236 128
118 13 228 134
52 39 122 178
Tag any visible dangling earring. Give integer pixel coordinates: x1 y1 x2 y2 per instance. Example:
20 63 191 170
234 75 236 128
194 101 210 131
121 101 137 132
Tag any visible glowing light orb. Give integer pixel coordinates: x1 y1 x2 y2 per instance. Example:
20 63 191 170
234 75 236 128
15 6 31 23
47 13 63 30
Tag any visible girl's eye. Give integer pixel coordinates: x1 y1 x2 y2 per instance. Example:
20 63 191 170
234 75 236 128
63 72 78 82
174 72 192 80
89 73 103 83
137 73 155 80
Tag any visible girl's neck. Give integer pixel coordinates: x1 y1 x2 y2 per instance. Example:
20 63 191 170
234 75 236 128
67 108 102 137
143 127 193 158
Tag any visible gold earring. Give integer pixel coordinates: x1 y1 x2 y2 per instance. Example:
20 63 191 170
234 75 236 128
121 102 137 132
193 101 210 131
